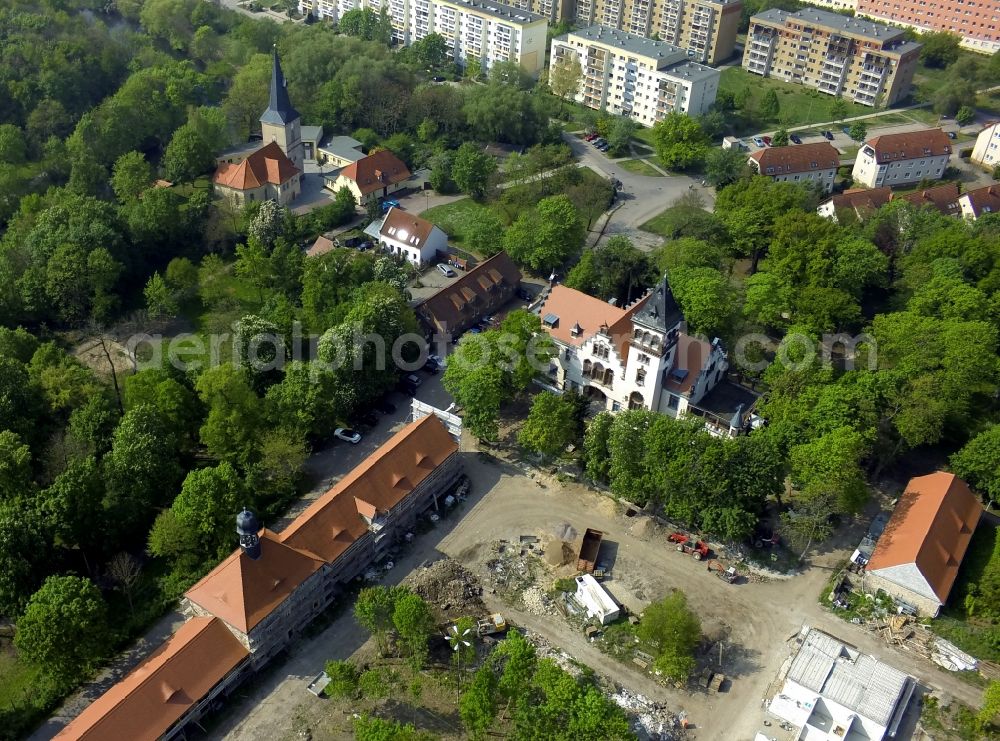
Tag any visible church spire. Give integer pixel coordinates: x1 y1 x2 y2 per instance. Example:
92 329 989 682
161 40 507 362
260 46 300 127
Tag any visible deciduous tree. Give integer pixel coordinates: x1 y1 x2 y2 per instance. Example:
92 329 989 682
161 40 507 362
452 142 498 201
636 591 701 681
519 392 578 458
651 112 710 170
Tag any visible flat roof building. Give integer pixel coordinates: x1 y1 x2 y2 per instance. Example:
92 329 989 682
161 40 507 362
575 573 620 624
743 7 921 107
767 626 916 741
550 25 720 125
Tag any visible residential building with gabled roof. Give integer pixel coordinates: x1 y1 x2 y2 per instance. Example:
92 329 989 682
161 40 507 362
958 182 1000 220
55 617 250 741
865 472 982 616
329 149 412 204
972 122 1000 171
416 251 523 335
851 128 952 188
363 206 448 266
537 277 738 435
748 142 840 193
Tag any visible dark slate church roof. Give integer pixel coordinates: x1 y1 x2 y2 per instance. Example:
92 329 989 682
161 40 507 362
260 49 300 126
632 275 682 332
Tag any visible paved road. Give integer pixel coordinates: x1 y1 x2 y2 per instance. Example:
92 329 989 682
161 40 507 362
561 131 711 252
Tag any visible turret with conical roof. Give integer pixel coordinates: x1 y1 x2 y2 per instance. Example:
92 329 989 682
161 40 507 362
237 507 262 560
260 47 303 171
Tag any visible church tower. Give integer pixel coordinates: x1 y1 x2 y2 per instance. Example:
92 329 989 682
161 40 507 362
260 48 303 171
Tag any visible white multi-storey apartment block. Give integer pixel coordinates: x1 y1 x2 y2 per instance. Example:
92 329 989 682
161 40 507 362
299 0 548 76
549 25 720 126
851 128 952 188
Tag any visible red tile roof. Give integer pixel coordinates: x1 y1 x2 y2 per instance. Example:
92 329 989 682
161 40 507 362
749 142 840 175
184 530 325 634
823 187 893 215
55 617 248 741
663 334 714 396
380 207 438 246
867 472 981 603
417 252 522 332
280 415 457 563
960 183 1000 218
213 141 299 191
307 235 336 257
865 128 952 164
339 150 411 195
896 182 960 216
538 284 649 360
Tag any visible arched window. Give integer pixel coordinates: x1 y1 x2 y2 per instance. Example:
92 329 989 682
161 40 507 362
628 391 644 410
583 359 592 377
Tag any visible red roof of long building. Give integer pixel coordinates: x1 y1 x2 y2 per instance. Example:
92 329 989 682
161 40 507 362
55 617 248 741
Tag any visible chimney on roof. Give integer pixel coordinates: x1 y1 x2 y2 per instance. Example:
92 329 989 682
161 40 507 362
237 508 262 560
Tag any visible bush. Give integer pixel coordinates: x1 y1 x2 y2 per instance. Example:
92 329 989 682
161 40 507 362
554 577 576 593
324 659 359 698
358 668 392 698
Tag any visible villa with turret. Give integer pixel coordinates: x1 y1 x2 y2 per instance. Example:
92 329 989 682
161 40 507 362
537 277 752 437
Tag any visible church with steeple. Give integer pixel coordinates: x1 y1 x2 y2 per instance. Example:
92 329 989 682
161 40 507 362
213 49 303 207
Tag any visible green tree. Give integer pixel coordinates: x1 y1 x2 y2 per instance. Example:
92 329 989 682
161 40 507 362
144 272 178 320
338 8 393 44
0 498 49 617
165 257 199 298
110 151 152 202
163 123 215 182
495 630 537 710
443 355 505 440
652 112 711 170
636 591 701 681
460 664 498 739
15 576 109 687
195 364 263 468
324 659 359 698
0 124 27 165
0 431 32 501
606 116 637 157
565 236 653 304
771 127 789 147
790 426 869 514
830 98 849 122
39 457 105 560
410 32 449 70
704 147 750 188
353 715 432 741
355 585 405 654
503 194 584 272
464 208 505 256
920 30 961 68
848 120 867 142
393 592 435 667
977 680 1000 731
519 392 578 458
583 412 614 483
103 405 182 539
668 267 735 337
951 425 1000 503
956 105 976 125
452 142 498 201
549 54 582 103
170 463 247 559
758 89 780 120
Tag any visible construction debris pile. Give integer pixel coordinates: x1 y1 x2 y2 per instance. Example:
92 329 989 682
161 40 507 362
410 558 485 617
485 537 542 597
610 686 688 740
521 586 554 616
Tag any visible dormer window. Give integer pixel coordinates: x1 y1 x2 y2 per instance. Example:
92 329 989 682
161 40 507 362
570 322 582 337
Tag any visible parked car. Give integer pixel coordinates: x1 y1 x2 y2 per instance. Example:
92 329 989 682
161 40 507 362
432 75 446 83
762 135 772 146
597 143 610 151
947 131 957 140
752 136 766 148
592 138 607 147
437 263 456 278
518 287 534 301
822 130 834 140
842 126 852 135
584 133 598 141
423 355 444 373
334 427 362 444
790 133 802 144
399 373 422 394
377 398 397 414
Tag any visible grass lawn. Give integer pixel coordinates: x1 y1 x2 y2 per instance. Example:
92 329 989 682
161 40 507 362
0 647 41 710
639 208 679 237
719 68 874 132
618 158 663 177
420 198 499 249
170 176 212 197
634 127 657 146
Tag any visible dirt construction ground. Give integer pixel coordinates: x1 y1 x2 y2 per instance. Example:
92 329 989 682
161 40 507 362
209 446 983 741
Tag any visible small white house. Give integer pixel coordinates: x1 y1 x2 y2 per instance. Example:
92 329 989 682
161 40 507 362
575 574 620 625
363 207 447 267
851 129 952 188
